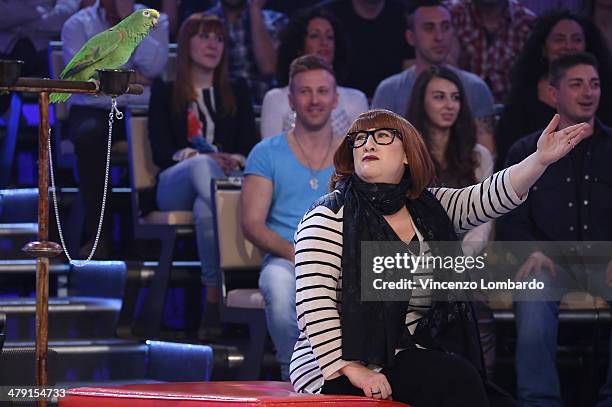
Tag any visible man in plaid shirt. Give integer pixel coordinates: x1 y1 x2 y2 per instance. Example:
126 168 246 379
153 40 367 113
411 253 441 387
445 0 535 102
208 0 288 105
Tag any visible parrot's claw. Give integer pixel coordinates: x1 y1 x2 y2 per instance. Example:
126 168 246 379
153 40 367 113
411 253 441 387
87 78 100 92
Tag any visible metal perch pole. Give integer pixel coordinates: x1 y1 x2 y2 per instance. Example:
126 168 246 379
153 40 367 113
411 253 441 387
0 65 142 406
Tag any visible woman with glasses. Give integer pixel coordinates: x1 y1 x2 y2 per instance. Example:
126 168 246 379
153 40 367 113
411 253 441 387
289 109 588 405
260 7 368 138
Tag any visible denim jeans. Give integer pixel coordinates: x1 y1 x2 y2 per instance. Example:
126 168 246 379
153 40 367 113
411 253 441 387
156 155 225 287
514 263 612 407
258 255 300 381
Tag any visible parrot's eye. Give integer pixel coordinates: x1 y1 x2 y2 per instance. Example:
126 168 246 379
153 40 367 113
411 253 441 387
143 10 150 17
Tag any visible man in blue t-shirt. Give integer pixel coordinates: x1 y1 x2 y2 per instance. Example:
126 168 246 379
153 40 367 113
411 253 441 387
241 55 342 380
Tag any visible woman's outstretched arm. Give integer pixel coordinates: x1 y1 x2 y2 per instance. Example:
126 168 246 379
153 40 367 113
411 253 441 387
508 114 589 198
429 115 589 234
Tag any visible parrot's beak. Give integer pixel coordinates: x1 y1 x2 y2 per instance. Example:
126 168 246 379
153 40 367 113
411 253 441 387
152 9 160 26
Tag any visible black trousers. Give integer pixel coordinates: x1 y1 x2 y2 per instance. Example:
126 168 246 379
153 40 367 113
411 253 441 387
69 105 127 244
321 348 515 407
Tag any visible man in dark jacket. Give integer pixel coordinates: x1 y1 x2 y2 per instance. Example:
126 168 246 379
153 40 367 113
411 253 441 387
317 0 413 97
497 52 612 407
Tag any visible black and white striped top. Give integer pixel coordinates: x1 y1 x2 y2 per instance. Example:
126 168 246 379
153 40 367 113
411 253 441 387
290 168 527 394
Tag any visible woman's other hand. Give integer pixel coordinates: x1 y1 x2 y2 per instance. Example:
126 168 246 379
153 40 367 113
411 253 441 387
172 147 199 162
340 363 393 400
516 251 556 280
535 114 590 166
209 152 240 175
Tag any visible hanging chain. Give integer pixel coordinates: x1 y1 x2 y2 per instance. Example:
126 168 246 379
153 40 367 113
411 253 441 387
48 97 122 267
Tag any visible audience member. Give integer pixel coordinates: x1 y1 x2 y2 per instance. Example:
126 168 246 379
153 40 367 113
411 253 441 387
275 8 349 87
0 0 80 77
265 0 322 17
496 10 612 168
0 0 80 116
289 106 583 403
407 66 492 252
179 0 317 27
63 0 169 258
317 0 414 97
260 8 368 138
519 0 581 16
207 0 288 104
241 55 342 380
406 65 496 377
372 0 496 152
445 0 535 102
497 52 612 407
148 13 257 339
589 0 612 54
179 0 215 28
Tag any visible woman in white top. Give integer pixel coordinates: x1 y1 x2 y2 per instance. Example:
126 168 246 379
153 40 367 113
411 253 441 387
406 65 496 378
260 8 368 138
406 66 494 256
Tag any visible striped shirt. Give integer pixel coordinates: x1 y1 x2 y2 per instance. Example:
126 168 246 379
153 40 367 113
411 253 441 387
290 168 527 394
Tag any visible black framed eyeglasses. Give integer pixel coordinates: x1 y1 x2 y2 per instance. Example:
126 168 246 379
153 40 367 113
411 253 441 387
346 128 402 148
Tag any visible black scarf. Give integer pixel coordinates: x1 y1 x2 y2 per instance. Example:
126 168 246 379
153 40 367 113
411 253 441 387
340 170 467 368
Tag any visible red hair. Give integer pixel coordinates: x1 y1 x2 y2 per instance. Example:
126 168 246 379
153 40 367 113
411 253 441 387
172 13 235 117
330 109 435 199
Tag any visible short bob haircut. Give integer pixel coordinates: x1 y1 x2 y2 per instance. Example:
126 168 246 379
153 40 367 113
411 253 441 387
331 109 435 199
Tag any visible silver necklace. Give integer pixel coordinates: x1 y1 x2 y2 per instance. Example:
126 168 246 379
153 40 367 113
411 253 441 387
292 130 333 190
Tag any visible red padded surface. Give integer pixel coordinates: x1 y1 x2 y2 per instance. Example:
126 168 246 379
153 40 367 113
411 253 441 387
59 381 409 406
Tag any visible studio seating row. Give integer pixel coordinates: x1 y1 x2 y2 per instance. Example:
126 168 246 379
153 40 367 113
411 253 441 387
0 340 213 387
489 290 610 322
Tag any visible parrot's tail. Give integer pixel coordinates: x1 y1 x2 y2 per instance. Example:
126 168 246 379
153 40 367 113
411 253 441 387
49 92 71 104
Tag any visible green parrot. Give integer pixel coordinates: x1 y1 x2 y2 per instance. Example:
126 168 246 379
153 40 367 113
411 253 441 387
49 8 160 103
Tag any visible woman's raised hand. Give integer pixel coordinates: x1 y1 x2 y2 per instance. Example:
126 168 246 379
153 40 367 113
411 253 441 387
535 114 590 167
341 363 392 400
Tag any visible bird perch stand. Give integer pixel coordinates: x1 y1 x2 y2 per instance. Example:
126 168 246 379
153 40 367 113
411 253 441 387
0 59 143 407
